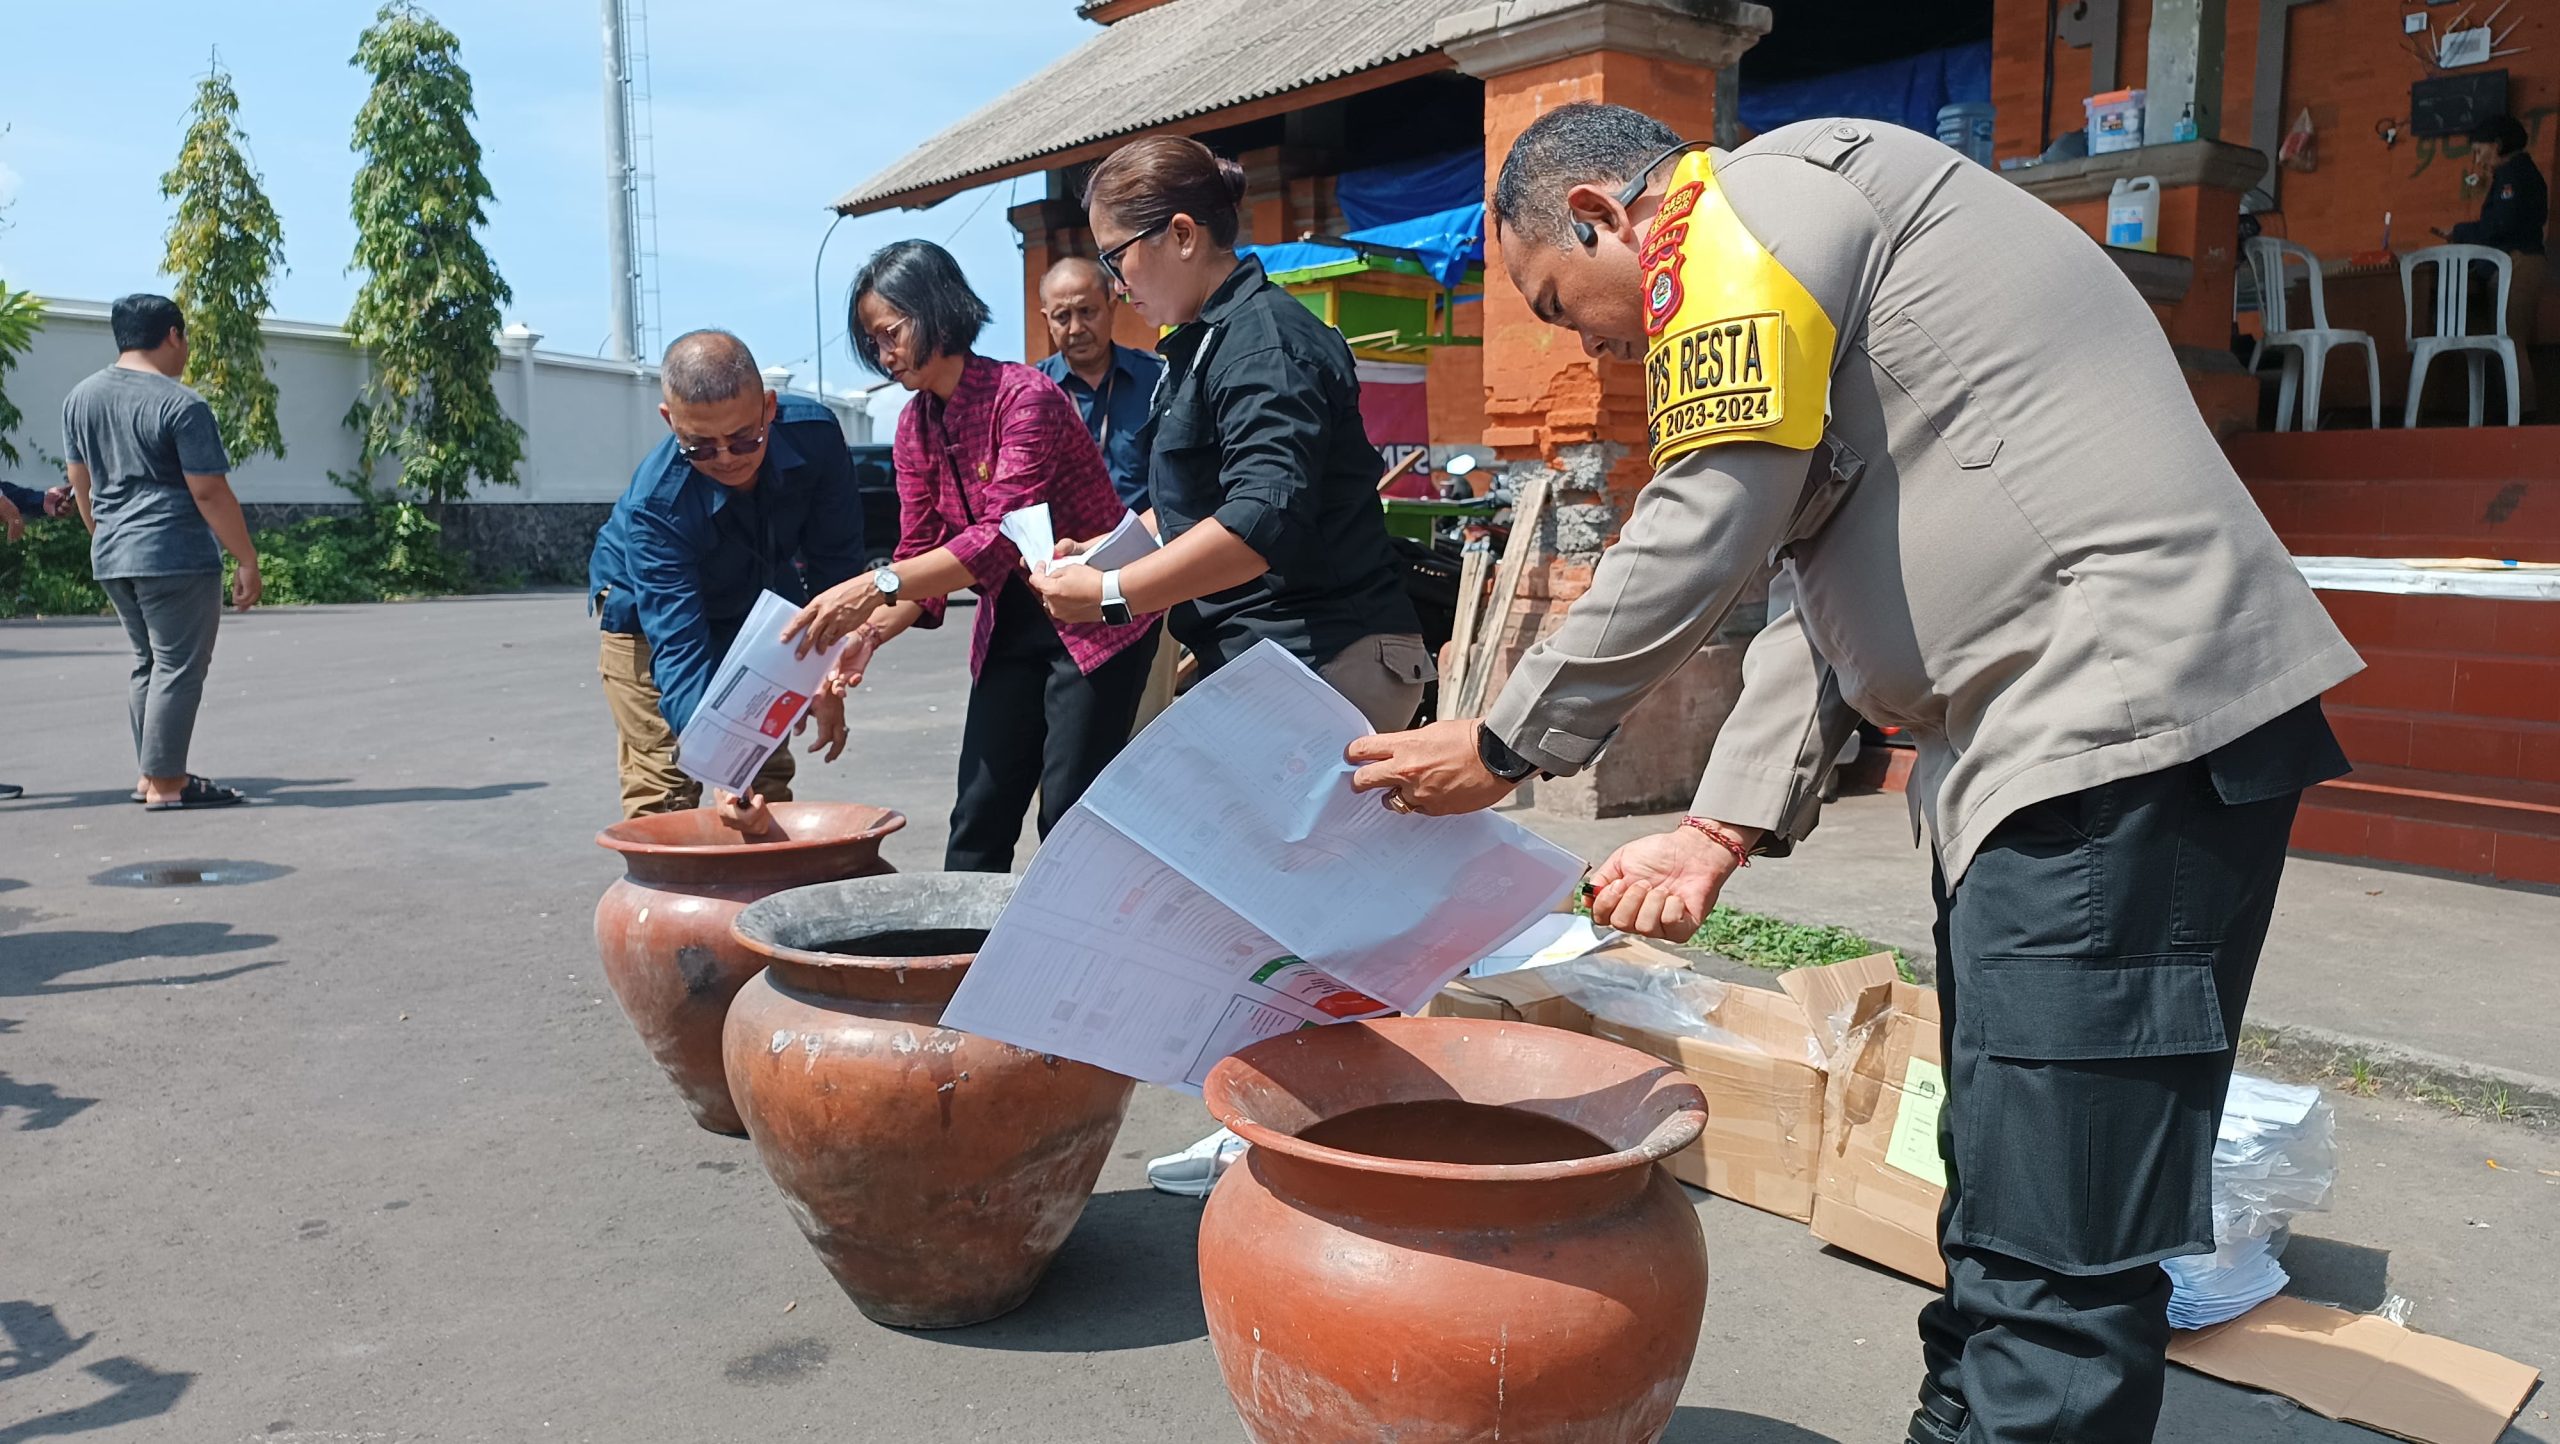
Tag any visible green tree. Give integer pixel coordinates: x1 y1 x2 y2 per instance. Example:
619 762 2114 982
0 283 43 467
344 2 520 502
161 61 289 463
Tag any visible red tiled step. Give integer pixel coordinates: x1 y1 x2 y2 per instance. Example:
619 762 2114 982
2294 764 2560 886
2324 704 2560 785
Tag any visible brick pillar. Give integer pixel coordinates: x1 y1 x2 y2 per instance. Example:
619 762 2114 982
1436 0 1774 817
1010 196 1083 362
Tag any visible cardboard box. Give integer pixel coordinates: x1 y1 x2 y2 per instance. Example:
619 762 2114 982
1591 951 1900 1223
2168 1296 2541 1444
1809 974 1950 1287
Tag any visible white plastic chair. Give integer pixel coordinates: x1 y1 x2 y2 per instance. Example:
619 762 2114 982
2242 237 2381 431
2400 244 2521 428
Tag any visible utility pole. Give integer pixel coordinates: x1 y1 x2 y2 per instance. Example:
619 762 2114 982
600 0 638 363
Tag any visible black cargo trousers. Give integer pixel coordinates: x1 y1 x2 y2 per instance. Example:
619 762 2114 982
1907 702 2345 1444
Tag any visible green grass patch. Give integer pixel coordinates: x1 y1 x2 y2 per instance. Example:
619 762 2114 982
1687 906 1910 977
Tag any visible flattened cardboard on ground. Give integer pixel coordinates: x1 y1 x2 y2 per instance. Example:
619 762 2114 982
1809 974 1949 1287
2168 1296 2541 1444
1592 951 1900 1223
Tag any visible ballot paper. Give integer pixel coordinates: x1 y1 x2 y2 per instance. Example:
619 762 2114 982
998 503 1057 572
673 590 838 795
1050 508 1161 571
1468 914 1619 978
941 640 1586 1090
1001 503 1159 575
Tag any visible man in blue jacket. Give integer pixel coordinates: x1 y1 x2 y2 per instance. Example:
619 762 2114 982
589 330 866 820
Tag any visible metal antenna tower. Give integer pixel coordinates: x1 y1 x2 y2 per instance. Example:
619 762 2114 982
599 0 660 361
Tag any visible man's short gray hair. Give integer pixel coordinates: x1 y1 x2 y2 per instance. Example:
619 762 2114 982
1040 256 1111 301
1492 101 1685 249
660 329 763 405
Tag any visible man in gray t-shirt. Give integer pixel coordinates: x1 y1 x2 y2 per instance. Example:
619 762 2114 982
62 293 263 810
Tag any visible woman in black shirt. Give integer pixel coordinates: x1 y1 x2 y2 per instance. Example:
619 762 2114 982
1024 136 1431 733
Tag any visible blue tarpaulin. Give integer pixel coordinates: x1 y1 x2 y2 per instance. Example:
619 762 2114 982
1334 149 1484 230
1738 42 1992 139
1245 204 1486 290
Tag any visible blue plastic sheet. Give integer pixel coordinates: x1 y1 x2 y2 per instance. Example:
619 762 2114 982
1334 148 1484 230
1245 206 1487 290
1738 42 1992 139
1341 205 1484 288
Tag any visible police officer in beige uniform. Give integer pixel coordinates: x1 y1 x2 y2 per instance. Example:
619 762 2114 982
1347 103 2362 1444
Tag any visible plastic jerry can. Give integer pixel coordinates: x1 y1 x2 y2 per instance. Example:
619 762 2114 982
2107 175 2161 252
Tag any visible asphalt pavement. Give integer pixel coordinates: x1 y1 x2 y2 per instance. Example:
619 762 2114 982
1 593 2551 1443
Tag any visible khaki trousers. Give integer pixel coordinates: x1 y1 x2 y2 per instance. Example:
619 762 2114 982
599 632 795 819
1130 626 1183 737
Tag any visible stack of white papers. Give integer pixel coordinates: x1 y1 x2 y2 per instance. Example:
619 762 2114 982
674 590 839 794
2164 1241 2293 1329
941 641 1585 1091
2164 1073 2338 1329
999 503 1161 576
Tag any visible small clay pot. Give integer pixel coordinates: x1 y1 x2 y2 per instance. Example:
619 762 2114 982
594 803 903 1134
1201 1016 1710 1444
726 873 1136 1329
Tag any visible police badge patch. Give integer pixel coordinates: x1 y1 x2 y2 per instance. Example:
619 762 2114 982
1645 258 1686 335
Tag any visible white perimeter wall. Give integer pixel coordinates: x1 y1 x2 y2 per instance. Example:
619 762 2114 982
7 298 871 505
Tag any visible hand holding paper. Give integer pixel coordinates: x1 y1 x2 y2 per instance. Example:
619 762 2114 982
677 590 842 795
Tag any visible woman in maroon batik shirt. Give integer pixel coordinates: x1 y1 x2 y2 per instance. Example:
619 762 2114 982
786 240 1160 872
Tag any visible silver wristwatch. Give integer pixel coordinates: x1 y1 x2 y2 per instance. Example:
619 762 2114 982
1100 569 1133 627
872 565 902 598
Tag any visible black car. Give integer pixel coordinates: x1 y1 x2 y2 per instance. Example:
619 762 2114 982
848 443 899 570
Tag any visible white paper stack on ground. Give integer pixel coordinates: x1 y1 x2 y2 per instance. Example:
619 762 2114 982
942 640 1585 1090
673 590 840 794
2163 1073 2337 1329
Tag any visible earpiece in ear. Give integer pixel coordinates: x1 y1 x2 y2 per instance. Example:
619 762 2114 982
1573 220 1597 248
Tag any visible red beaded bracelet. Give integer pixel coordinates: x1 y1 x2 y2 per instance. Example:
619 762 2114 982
1679 816 1752 868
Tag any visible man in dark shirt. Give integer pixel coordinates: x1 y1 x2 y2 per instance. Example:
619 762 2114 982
588 330 866 821
2449 116 2547 256
1034 256 1180 730
1033 258 1163 512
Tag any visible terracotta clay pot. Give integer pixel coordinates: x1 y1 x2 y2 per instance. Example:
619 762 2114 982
725 873 1136 1328
594 803 904 1135
1201 1016 1710 1444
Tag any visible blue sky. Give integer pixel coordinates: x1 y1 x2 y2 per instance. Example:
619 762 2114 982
0 0 1093 433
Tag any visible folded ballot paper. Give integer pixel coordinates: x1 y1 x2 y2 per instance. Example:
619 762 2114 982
942 640 1584 1091
1000 503 1160 576
673 590 840 795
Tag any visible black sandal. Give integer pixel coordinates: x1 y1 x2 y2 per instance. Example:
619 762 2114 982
144 776 246 811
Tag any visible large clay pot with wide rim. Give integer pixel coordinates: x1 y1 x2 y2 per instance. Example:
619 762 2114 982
1200 1015 1710 1444
594 803 904 1135
725 872 1137 1328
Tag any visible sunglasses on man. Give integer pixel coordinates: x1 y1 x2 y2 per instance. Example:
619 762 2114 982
676 427 769 462
1096 219 1170 289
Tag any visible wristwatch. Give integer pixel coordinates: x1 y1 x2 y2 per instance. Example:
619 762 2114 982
1476 723 1541 783
1100 569 1133 627
871 565 901 598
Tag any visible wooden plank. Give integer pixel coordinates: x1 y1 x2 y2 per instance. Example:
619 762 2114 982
1455 474 1550 721
1439 545 1493 720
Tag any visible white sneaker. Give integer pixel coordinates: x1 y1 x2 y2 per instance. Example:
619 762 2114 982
1146 1126 1248 1197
